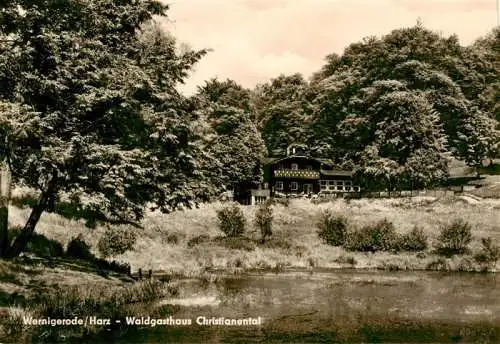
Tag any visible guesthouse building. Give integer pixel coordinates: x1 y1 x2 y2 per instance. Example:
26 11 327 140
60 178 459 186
246 144 360 205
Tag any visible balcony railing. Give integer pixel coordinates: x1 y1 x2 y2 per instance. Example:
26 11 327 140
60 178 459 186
274 169 320 179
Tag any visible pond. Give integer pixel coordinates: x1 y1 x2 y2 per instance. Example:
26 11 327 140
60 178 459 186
120 270 500 343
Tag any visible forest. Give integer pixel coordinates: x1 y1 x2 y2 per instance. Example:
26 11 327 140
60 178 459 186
0 0 499 258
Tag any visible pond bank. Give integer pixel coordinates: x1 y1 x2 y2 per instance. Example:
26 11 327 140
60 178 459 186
123 270 500 343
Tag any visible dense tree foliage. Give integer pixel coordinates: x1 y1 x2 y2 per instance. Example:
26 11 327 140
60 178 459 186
252 25 498 190
0 0 498 259
194 79 266 192
467 27 499 125
253 74 314 154
0 0 220 257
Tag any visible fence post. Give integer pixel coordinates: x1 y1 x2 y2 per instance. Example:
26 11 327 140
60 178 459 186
148 269 152 279
138 268 142 280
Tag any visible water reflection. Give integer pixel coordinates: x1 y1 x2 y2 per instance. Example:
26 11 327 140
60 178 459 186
122 270 500 343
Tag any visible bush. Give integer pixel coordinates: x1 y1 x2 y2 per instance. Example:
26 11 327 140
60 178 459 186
165 233 179 245
66 234 94 260
344 229 375 252
426 257 450 271
436 219 472 256
343 219 399 252
317 211 349 246
97 226 137 258
26 233 64 258
334 255 357 265
398 226 428 252
216 204 246 237
254 202 273 241
474 237 500 265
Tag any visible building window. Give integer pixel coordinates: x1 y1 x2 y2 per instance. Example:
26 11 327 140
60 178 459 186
276 181 283 190
345 180 352 192
320 180 327 191
353 186 360 192
264 182 269 189
304 184 313 193
291 163 298 170
255 196 267 205
327 180 336 190
336 180 344 191
290 182 298 191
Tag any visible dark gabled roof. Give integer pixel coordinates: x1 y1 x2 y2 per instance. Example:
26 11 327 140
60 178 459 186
260 157 280 165
262 155 335 167
270 149 285 156
315 158 335 166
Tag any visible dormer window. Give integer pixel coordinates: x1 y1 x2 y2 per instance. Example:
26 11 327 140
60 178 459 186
286 143 308 156
291 163 298 170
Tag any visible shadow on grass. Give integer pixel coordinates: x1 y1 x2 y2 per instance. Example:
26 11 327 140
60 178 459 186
11 194 139 229
3 232 132 282
187 234 299 252
0 291 26 307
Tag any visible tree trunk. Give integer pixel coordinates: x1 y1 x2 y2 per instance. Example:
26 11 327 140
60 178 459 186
0 159 11 257
5 173 57 258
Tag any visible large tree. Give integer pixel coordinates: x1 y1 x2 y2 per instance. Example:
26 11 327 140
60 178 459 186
309 25 499 184
0 0 218 257
252 74 314 154
194 79 266 193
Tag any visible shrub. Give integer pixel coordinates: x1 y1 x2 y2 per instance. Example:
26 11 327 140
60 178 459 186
457 256 477 272
216 204 246 237
254 203 273 241
436 219 472 256
344 228 375 252
474 237 500 265
317 211 349 246
66 235 94 260
426 257 450 271
334 255 357 265
166 233 179 245
398 226 428 252
26 233 64 258
343 219 399 252
97 226 137 258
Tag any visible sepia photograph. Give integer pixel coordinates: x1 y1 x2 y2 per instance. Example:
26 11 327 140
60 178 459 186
0 0 499 343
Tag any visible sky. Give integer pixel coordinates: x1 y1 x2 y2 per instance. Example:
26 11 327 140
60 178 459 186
159 0 499 95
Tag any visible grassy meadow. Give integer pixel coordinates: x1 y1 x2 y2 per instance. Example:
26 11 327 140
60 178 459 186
1 188 500 342
7 189 500 276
